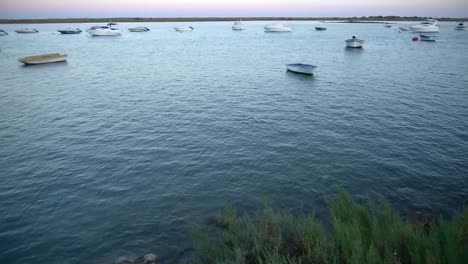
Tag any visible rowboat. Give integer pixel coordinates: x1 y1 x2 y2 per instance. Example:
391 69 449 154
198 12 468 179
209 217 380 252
315 26 327 31
286 63 317 75
15 28 38 34
419 34 437 41
18 53 67 65
175 26 194 32
128 27 150 32
0 30 8 36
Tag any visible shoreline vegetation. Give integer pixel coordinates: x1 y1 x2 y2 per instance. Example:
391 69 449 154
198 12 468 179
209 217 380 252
1 16 467 24
188 188 467 264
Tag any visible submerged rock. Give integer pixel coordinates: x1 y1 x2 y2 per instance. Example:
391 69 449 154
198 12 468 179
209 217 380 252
133 254 160 264
114 257 133 264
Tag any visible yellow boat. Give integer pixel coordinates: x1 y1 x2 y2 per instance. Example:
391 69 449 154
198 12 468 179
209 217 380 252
18 53 67 65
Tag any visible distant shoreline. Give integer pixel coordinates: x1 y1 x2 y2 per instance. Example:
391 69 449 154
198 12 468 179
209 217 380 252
0 16 466 24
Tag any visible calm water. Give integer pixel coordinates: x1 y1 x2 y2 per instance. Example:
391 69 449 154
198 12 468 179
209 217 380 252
0 21 467 263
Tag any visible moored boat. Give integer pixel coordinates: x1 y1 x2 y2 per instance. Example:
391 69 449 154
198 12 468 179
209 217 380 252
87 23 122 36
286 63 317 75
315 25 327 31
264 23 293 32
174 26 194 32
419 34 437 41
345 36 365 48
18 53 67 65
0 30 8 36
15 28 38 34
57 28 82 34
384 23 392 28
398 26 410 31
455 22 465 30
128 27 150 32
409 19 440 33
232 21 246 30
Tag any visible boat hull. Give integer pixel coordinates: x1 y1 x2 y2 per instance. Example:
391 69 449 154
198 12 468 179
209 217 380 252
232 26 246 30
345 39 364 48
128 27 150 32
15 29 38 34
58 30 81 34
419 34 437 41
286 64 317 75
174 27 193 32
398 27 410 31
315 27 327 31
409 25 439 33
18 53 67 65
88 29 122 36
264 28 293 32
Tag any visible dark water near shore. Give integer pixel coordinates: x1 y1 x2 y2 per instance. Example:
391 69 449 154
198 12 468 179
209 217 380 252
0 21 467 263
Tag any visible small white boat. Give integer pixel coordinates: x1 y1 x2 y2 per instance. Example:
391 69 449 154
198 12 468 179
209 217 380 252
264 23 293 32
419 34 437 41
0 30 8 36
286 63 317 75
232 21 246 30
57 28 82 34
410 19 440 33
18 53 67 65
398 26 410 31
128 27 150 32
15 28 38 34
87 23 122 36
174 26 194 32
345 36 365 48
384 23 392 28
455 22 465 30
315 25 327 31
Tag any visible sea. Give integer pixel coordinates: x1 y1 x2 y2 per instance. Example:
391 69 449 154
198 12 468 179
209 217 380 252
0 21 467 263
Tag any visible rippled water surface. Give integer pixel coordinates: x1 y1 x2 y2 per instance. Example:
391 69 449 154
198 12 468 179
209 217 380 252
1 21 467 263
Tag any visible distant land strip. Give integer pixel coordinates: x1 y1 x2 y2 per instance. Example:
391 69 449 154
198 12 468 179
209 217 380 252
0 16 466 24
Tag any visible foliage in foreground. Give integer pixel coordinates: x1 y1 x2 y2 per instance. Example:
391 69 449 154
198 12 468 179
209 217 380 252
190 188 467 264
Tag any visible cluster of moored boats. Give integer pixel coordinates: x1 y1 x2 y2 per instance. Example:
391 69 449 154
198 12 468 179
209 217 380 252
3 19 465 69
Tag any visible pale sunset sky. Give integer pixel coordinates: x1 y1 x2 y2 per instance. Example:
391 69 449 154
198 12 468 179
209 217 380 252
0 0 467 18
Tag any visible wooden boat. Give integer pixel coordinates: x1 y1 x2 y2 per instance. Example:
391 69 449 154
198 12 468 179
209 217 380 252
18 53 67 65
286 63 318 75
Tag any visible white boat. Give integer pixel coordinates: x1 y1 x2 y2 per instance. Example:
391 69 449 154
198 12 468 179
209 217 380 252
18 53 67 65
174 26 194 32
264 23 293 32
0 30 8 36
384 23 392 28
345 36 365 48
286 63 317 75
15 28 38 34
232 21 246 30
419 34 437 41
398 26 410 31
455 22 465 30
87 23 122 36
315 25 327 31
409 19 440 33
57 28 82 34
128 27 150 32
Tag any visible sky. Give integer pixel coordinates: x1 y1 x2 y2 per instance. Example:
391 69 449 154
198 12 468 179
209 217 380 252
0 0 467 19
